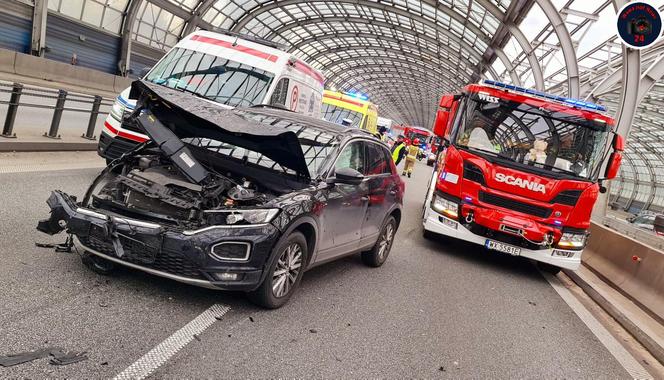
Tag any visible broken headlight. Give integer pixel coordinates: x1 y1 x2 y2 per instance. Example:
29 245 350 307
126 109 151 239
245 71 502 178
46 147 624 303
225 209 280 225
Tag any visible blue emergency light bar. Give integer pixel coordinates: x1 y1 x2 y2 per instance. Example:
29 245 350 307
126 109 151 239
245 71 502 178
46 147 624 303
344 91 369 101
481 80 607 112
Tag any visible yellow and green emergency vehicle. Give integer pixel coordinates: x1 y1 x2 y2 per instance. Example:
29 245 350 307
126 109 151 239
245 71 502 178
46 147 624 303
321 90 378 134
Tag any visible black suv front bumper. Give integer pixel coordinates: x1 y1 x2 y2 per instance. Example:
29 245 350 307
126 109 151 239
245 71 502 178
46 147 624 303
38 191 281 290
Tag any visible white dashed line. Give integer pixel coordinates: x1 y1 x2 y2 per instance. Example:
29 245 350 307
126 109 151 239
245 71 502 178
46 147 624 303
114 303 230 380
543 272 652 380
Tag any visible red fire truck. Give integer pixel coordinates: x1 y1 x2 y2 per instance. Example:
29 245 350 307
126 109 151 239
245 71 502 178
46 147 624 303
422 80 624 273
404 126 432 145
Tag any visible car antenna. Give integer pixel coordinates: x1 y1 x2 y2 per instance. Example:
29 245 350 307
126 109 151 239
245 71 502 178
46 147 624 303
232 35 239 47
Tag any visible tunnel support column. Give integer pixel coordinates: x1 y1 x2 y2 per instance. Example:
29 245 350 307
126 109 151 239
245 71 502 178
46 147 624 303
30 0 47 57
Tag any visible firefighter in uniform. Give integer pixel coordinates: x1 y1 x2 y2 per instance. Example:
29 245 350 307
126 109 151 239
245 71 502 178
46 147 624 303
403 138 420 177
391 135 407 168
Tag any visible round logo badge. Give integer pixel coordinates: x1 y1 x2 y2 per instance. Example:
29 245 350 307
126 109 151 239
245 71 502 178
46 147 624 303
616 2 663 49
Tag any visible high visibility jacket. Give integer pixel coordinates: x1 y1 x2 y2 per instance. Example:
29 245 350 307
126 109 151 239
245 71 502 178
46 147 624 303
391 143 406 162
406 145 419 160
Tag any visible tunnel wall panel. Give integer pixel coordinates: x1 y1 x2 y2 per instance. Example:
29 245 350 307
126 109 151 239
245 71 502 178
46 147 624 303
44 13 120 74
0 11 31 54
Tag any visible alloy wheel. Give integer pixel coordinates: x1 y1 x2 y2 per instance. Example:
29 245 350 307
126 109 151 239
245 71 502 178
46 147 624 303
378 222 395 260
272 242 303 298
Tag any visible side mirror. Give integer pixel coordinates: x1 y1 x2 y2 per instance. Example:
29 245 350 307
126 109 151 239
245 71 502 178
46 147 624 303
139 66 152 79
604 133 624 180
440 95 455 108
327 167 364 186
604 151 622 180
433 110 449 138
612 133 625 151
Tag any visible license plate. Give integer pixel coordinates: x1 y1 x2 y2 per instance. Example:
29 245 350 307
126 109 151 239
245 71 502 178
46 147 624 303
485 239 521 256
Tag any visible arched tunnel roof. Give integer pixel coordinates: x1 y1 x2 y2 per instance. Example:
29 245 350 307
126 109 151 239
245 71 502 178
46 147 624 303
41 0 664 213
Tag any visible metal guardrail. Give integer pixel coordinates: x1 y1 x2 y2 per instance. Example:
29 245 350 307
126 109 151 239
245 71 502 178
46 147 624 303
602 215 664 251
0 82 114 140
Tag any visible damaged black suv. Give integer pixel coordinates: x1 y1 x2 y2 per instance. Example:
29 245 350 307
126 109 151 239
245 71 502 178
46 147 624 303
38 81 404 308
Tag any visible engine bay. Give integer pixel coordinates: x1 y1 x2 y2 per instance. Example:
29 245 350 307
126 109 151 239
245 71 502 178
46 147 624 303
90 153 278 225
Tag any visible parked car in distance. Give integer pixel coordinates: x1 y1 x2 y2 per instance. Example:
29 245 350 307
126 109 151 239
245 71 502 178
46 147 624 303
38 80 404 309
628 211 664 235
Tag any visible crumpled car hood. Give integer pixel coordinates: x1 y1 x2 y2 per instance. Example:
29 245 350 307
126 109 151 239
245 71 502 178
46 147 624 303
129 80 311 179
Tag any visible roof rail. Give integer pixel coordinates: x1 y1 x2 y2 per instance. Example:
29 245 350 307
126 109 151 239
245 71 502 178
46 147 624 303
480 80 607 112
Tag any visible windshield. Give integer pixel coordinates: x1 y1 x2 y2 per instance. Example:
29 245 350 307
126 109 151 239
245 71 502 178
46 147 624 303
321 103 364 127
183 111 338 177
145 47 274 107
407 132 430 144
453 94 610 180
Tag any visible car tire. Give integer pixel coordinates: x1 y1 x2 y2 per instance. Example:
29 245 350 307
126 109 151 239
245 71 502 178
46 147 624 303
248 231 308 309
361 216 397 267
80 250 116 275
537 261 561 275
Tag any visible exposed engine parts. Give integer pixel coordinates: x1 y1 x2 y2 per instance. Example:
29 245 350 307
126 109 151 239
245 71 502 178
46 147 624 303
91 154 273 224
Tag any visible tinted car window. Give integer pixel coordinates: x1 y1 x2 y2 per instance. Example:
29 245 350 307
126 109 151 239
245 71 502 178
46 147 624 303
365 142 391 176
335 141 365 174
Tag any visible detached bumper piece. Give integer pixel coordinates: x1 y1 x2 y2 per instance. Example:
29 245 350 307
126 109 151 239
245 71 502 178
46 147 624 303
37 191 279 290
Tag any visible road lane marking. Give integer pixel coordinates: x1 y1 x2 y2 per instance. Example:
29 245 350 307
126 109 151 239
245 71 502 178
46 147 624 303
542 272 652 380
114 303 230 380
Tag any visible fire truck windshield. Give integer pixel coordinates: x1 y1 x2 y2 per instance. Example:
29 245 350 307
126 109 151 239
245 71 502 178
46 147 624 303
454 95 610 180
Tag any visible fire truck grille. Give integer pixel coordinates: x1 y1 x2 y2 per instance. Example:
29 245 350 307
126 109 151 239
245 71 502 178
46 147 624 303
478 191 552 218
550 190 583 206
463 162 486 185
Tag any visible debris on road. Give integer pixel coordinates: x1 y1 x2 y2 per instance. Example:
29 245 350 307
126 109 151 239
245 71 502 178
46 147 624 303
35 235 74 253
0 347 87 367
309 329 318 333
439 366 446 372
528 301 537 306
49 350 88 366
193 334 201 341
249 316 255 322
0 348 52 367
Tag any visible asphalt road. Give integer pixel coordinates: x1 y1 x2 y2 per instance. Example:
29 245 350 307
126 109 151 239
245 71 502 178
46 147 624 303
0 158 633 378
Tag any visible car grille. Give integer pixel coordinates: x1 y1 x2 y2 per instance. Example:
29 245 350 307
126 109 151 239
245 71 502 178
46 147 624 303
478 191 552 218
80 234 206 280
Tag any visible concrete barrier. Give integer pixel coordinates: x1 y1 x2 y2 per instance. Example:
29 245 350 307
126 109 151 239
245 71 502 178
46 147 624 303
0 47 128 97
0 49 16 74
583 222 664 321
113 75 132 93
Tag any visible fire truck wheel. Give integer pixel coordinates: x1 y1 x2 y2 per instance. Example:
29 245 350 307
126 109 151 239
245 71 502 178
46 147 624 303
536 261 561 275
80 250 116 275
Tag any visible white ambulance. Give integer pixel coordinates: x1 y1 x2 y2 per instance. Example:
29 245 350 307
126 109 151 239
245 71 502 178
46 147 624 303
99 30 325 160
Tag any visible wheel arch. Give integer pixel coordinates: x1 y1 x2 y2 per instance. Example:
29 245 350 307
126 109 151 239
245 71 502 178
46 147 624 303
282 215 319 268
